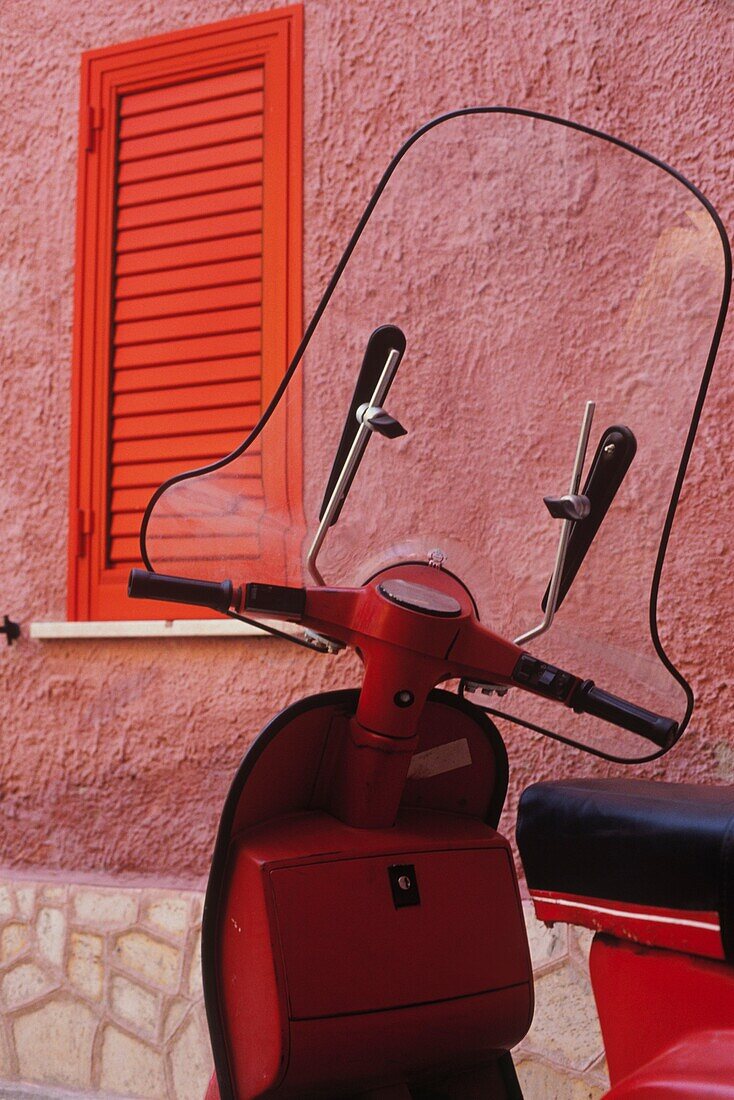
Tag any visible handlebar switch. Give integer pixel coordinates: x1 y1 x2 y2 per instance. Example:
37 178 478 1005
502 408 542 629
512 654 576 701
244 583 306 619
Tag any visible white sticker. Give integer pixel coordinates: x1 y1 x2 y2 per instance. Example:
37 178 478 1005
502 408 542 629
407 738 472 780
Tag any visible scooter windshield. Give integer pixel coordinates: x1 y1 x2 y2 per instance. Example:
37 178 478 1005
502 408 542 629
142 110 730 761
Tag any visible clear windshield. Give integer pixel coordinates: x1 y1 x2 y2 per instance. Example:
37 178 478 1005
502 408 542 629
142 110 730 761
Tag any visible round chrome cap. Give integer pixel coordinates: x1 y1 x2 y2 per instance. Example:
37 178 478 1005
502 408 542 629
377 579 462 617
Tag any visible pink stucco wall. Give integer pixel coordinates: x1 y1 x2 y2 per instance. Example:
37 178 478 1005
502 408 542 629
1 0 732 884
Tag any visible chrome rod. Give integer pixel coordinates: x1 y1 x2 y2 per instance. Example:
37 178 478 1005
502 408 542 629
307 347 403 585
514 400 595 646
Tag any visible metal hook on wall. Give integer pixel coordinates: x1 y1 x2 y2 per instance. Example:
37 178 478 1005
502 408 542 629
1 616 20 646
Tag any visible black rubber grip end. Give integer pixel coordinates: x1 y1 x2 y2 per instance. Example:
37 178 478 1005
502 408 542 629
571 679 678 749
128 569 235 613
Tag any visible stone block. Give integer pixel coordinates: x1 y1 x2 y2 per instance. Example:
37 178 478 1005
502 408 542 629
13 998 96 1088
516 1058 607 1099
67 932 103 1001
0 924 29 964
521 962 604 1072
113 931 180 992
523 901 568 972
14 887 36 921
169 1013 214 1100
100 1025 167 1099
36 907 66 968
40 885 68 903
0 888 13 921
110 974 160 1039
187 935 202 998
164 997 189 1041
73 888 138 928
0 1020 12 1075
145 896 190 938
569 924 595 971
2 963 55 1008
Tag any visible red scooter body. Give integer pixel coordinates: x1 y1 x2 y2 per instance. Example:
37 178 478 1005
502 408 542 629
518 779 734 1095
595 938 734 1095
128 108 732 1098
202 686 530 1098
194 562 543 1096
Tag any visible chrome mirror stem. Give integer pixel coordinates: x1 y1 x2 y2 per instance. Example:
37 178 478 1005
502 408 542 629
307 347 403 585
514 400 596 646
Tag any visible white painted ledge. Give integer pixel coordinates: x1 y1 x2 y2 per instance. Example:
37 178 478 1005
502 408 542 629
30 618 276 640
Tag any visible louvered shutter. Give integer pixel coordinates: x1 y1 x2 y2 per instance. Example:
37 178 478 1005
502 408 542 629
110 69 265 568
68 10 302 619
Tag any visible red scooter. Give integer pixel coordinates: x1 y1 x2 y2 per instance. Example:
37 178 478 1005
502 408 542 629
129 109 731 1097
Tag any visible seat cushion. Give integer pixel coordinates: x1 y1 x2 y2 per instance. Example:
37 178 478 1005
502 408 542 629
516 779 734 961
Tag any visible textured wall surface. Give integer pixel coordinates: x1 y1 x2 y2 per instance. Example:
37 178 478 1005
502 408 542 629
1 0 732 879
0 2 732 1095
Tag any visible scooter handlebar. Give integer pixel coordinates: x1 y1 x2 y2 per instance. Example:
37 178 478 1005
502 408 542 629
569 679 678 749
126 567 679 749
508 652 678 749
128 569 239 614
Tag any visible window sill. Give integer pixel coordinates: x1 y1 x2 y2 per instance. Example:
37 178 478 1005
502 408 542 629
30 619 275 640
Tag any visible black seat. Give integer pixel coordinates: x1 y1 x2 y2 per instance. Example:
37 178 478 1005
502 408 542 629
516 779 734 962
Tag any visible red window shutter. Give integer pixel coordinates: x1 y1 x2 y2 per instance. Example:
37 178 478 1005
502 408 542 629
67 8 303 620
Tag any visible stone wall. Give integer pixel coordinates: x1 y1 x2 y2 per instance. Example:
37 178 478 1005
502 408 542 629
0 875 607 1100
0 878 209 1099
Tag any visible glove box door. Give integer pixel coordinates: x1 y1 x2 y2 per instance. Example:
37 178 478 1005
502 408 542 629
270 845 529 1019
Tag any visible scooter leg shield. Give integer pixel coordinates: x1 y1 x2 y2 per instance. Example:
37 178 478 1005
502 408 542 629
202 689 532 1099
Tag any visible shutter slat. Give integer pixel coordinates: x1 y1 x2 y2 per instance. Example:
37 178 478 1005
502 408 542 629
114 306 261 347
120 69 264 118
118 162 262 208
115 283 261 322
112 429 252 466
114 378 260 417
115 233 261 276
111 479 263 515
117 137 263 185
111 507 264 537
119 91 264 140
111 452 261 489
116 209 261 254
116 257 261 299
114 330 261 370
117 185 263 230
119 116 262 164
110 534 261 565
112 405 259 442
113 356 261 394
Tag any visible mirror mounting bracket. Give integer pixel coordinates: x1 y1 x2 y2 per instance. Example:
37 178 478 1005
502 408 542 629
307 345 404 585
514 400 595 647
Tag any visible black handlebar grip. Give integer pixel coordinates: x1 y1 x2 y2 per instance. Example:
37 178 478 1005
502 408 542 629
128 569 237 614
571 680 678 749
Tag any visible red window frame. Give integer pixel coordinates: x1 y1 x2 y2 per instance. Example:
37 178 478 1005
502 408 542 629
68 6 303 620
